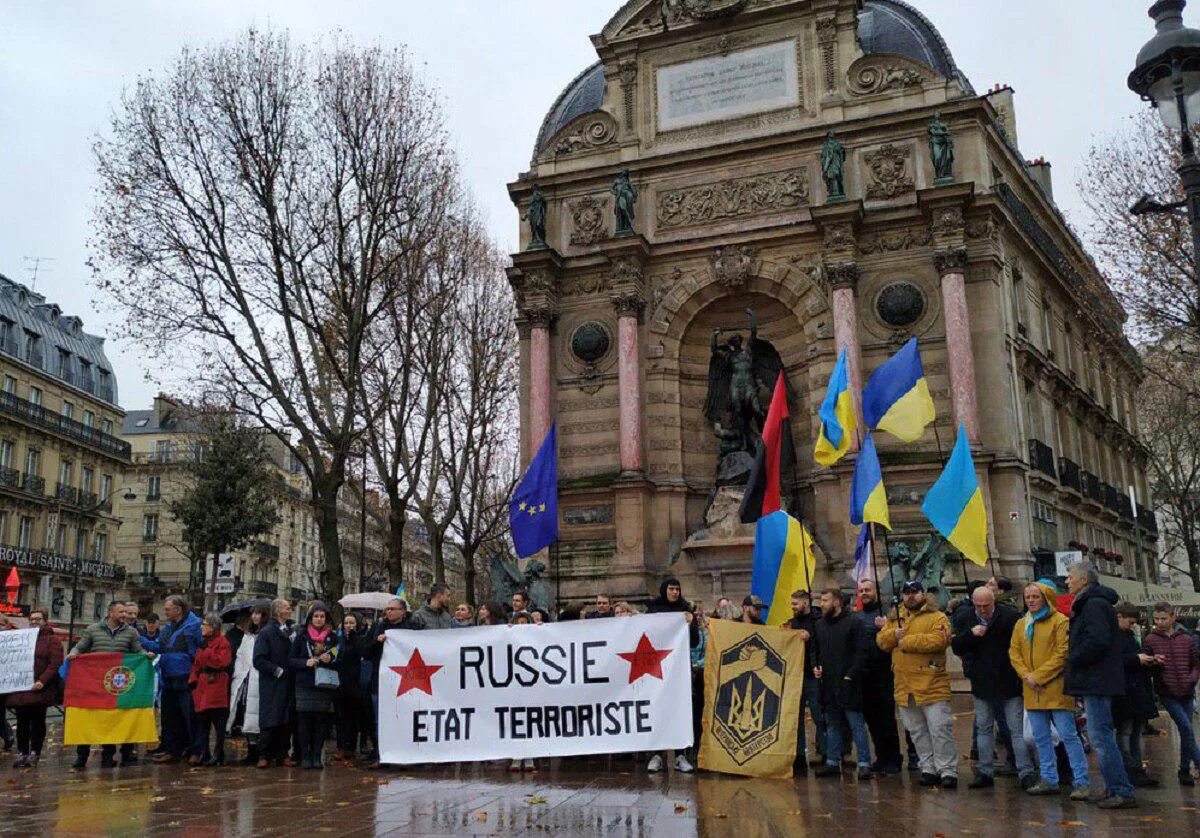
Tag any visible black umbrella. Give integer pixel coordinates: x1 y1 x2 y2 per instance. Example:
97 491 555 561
219 597 272 620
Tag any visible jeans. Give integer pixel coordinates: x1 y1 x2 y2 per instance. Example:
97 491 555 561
1117 718 1145 775
1083 696 1134 798
825 705 872 768
975 696 1033 779
796 675 826 759
1028 709 1089 787
1162 696 1200 773
898 701 957 778
160 685 198 757
14 706 48 755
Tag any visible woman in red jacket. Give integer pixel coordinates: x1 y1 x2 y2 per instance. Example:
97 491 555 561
189 613 233 766
8 608 63 768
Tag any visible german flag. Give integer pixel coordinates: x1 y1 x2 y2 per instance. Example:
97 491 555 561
63 653 158 745
740 372 795 524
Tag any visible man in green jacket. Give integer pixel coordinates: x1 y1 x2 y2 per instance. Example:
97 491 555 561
67 600 153 769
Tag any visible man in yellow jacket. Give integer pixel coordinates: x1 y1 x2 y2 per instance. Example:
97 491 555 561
877 580 958 789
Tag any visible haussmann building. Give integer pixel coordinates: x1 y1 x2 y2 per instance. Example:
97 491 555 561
506 0 1158 608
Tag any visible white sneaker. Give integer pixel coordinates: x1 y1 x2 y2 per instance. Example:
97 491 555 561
508 759 521 772
523 758 536 772
674 754 694 773
647 754 663 773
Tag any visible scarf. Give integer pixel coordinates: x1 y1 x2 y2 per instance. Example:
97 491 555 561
307 624 331 643
1024 605 1052 644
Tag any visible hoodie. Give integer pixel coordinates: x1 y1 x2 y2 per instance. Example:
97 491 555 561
1065 583 1126 698
646 577 699 648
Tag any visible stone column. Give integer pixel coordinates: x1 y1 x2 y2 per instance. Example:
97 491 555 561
612 292 645 474
935 246 980 443
527 307 555 457
827 262 863 444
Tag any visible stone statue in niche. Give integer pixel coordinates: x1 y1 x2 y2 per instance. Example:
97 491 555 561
821 131 847 201
704 307 790 482
612 170 638 236
524 185 548 250
880 535 951 610
490 556 554 614
928 113 954 183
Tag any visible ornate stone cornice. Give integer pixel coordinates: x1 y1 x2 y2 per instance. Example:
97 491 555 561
523 306 557 330
610 290 646 322
610 254 644 287
824 261 860 292
933 247 969 275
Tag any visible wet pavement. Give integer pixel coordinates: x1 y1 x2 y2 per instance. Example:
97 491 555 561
4 699 1200 836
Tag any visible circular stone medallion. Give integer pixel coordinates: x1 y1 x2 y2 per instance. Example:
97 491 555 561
876 282 926 327
570 322 611 364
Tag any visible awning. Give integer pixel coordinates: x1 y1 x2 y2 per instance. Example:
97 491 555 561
1099 575 1200 617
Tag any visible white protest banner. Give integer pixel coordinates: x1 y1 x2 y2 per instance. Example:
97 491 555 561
0 628 38 694
378 613 693 764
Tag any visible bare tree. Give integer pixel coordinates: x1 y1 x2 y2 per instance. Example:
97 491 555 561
91 30 455 602
1078 110 1199 354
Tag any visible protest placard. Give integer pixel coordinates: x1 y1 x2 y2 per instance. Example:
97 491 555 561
0 627 37 694
378 613 692 764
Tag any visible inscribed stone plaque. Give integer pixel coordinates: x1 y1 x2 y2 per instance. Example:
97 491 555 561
656 41 799 132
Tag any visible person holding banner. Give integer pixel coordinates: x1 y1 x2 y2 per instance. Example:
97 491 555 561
0 614 14 752
783 590 825 773
66 600 152 769
7 608 61 768
646 577 699 774
140 595 203 764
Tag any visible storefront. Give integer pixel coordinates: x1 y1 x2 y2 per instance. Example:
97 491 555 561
1099 574 1200 620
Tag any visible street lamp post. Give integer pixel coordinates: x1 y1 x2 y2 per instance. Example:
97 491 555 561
1129 0 1200 318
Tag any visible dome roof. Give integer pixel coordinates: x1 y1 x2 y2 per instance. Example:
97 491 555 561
532 0 972 158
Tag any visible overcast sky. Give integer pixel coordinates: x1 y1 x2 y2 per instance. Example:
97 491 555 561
0 0 1165 411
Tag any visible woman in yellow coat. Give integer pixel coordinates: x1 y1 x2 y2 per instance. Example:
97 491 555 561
1009 581 1091 798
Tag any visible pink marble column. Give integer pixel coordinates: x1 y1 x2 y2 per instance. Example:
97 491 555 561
938 253 980 443
616 304 644 473
829 265 863 449
528 320 552 458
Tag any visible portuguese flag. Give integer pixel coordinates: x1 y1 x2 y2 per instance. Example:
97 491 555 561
63 653 158 745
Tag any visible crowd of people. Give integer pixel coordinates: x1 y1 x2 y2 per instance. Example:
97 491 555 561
1 562 1197 812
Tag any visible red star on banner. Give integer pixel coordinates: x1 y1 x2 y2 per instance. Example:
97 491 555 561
617 633 673 683
389 648 443 697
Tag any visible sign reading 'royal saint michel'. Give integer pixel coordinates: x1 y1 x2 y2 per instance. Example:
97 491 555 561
656 40 799 132
378 614 693 764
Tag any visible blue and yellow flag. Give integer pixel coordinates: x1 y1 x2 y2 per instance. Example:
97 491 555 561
922 424 988 565
850 434 890 530
751 509 816 625
862 337 935 443
814 349 856 467
509 424 559 558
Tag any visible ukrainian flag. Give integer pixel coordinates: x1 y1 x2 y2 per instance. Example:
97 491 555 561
922 424 988 565
814 349 856 467
850 434 890 530
862 337 935 443
751 509 816 624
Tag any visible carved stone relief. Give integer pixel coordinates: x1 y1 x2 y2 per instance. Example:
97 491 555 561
864 143 915 200
655 168 810 231
549 112 619 158
710 245 758 288
846 56 929 97
568 196 608 246
859 228 932 255
816 16 838 93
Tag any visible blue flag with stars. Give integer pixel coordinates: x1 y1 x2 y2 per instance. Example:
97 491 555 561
510 423 559 558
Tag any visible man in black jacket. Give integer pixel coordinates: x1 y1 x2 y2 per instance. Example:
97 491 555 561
252 599 295 768
784 590 825 773
813 588 872 780
646 577 698 774
1065 561 1135 809
950 586 1034 790
855 579 902 774
1113 603 1159 788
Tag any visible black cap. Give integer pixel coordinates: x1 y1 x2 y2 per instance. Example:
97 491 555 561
900 580 924 594
742 595 764 608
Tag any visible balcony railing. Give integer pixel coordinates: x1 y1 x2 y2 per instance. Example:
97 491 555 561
288 586 307 600
55 482 79 505
1058 458 1082 493
247 580 278 597
128 571 192 589
21 472 45 495
0 390 130 460
0 466 19 489
142 531 158 543
1117 494 1134 522
1102 483 1121 514
1137 508 1158 534
1081 470 1103 503
1028 439 1057 479
253 541 281 561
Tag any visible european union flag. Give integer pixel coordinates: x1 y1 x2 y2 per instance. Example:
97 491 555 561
510 424 559 558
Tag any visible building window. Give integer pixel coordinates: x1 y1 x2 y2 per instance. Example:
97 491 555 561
0 440 12 469
143 514 158 541
79 360 93 392
82 466 94 494
154 440 172 462
92 593 105 621
140 554 156 575
59 459 72 488
51 587 64 618
2 375 14 394
28 386 41 406
82 410 94 428
0 511 7 542
17 516 33 548
1011 268 1027 331
100 474 112 501
24 447 39 476
0 318 13 353
61 401 74 421
58 348 72 381
24 332 41 366
93 532 107 562
74 528 86 559
147 474 161 500
56 524 67 553
100 418 112 435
